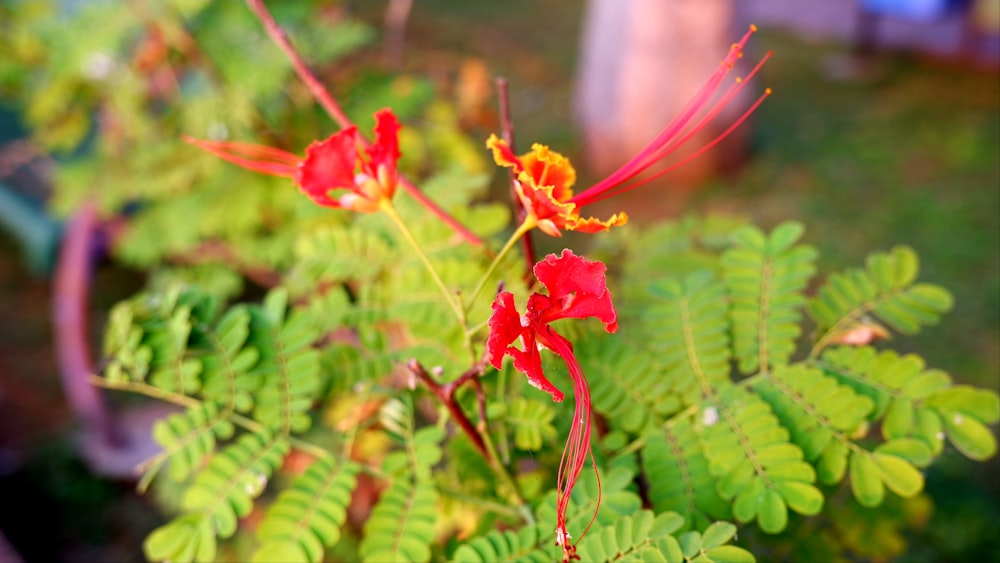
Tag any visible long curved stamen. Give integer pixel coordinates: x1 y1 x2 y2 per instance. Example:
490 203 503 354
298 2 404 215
545 331 599 560
637 50 772 172
182 136 301 177
583 86 773 204
571 26 765 207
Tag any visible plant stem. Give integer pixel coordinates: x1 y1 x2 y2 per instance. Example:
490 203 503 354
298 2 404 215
408 360 488 459
437 486 526 521
380 200 466 325
495 77 537 284
244 0 484 247
90 374 389 478
479 416 532 523
406 360 531 521
495 368 511 465
464 217 535 315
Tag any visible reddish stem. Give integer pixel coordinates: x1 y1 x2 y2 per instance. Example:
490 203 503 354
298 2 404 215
495 77 536 285
244 0 484 246
407 359 490 460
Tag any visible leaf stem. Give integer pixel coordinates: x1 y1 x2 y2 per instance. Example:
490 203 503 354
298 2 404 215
406 360 532 523
407 360 488 458
437 486 526 521
495 77 537 283
88 375 376 476
380 200 466 325
464 217 535 315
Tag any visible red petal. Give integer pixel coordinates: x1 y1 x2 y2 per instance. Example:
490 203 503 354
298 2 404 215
508 342 565 403
487 292 565 402
520 143 576 202
485 135 524 173
295 129 359 206
366 109 401 174
486 292 524 369
533 250 618 332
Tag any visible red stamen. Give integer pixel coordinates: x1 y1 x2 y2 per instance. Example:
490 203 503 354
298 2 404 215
182 136 300 177
570 26 768 207
545 331 600 554
594 88 772 202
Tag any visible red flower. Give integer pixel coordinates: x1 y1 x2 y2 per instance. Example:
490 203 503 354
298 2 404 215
184 109 401 213
487 249 617 560
486 139 628 237
487 25 770 236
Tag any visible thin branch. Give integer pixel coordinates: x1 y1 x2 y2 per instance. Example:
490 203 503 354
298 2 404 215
245 0 352 128
407 359 489 459
496 77 536 282
243 0 484 247
89 374 385 478
407 359 531 521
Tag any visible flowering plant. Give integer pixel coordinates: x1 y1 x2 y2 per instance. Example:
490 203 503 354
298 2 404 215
6 1 994 562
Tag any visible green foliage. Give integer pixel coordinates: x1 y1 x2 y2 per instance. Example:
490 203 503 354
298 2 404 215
146 403 233 485
808 246 953 352
252 458 359 563
248 288 323 434
144 433 289 562
585 220 996 555
644 419 731 531
359 480 439 563
19 1 989 559
449 526 541 563
506 397 557 451
92 212 999 562
722 221 817 374
642 271 732 408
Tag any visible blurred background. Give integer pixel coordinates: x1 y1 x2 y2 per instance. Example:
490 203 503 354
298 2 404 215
0 0 997 561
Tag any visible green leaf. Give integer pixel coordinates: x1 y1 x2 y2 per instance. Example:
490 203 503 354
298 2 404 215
757 488 787 534
849 452 884 507
703 545 756 563
252 459 360 563
941 412 998 460
722 223 816 373
774 480 823 515
928 386 1000 423
809 247 952 352
700 521 737 549
359 480 438 563
767 221 805 255
251 542 309 563
732 478 765 523
875 439 933 467
143 514 216 563
679 530 702 558
873 453 923 497
882 398 914 439
644 272 732 402
507 397 557 451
